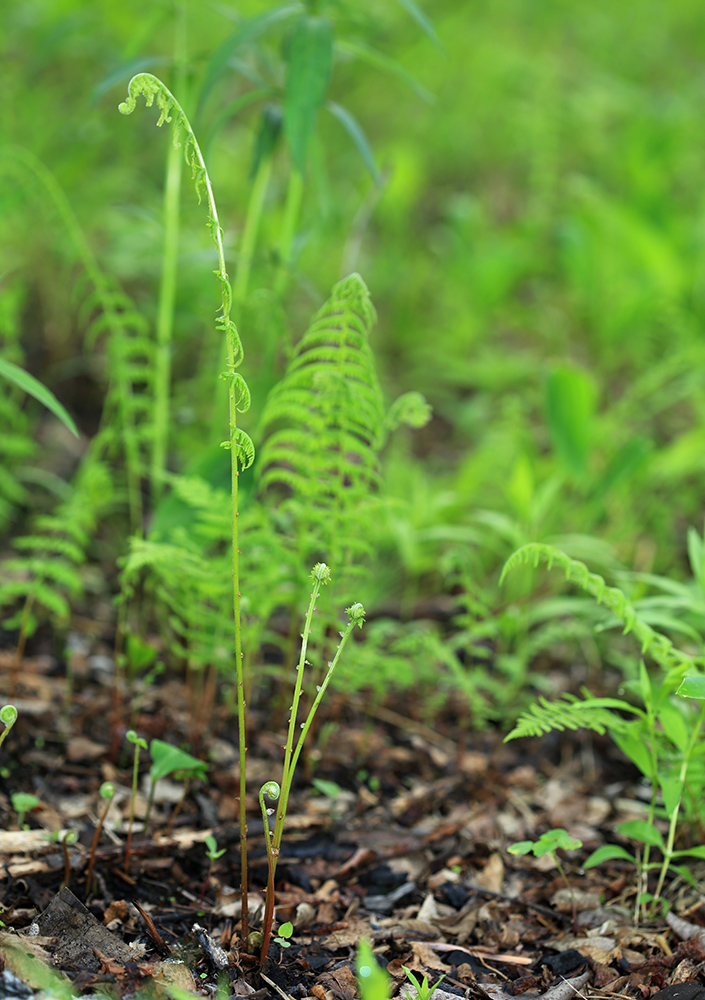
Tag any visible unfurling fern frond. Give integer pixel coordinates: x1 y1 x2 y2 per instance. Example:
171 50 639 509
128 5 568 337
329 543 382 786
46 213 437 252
501 542 703 677
505 691 644 740
118 73 249 424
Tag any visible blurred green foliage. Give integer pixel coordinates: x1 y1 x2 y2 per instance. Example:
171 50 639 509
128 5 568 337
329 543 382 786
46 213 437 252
3 0 705 723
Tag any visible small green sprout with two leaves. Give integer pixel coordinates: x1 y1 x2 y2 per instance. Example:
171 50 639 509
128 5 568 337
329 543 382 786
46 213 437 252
508 828 582 926
273 921 294 950
11 792 41 829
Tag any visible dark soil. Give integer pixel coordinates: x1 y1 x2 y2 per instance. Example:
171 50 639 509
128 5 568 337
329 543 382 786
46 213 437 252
2 645 705 1000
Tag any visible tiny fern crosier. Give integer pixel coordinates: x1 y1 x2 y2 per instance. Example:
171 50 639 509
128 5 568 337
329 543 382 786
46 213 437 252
118 72 254 940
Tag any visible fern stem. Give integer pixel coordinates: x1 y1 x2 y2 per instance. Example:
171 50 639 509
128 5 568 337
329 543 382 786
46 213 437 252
654 701 705 900
152 11 186 501
260 593 362 964
10 589 35 699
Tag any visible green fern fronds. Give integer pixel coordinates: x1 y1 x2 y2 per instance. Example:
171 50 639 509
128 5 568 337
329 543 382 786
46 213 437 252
505 691 644 740
259 273 384 503
0 458 112 637
0 146 155 529
0 284 36 524
501 543 703 676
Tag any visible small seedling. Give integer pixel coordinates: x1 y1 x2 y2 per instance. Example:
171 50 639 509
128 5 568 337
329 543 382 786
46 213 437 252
273 920 294 950
199 834 226 904
11 792 40 829
357 939 390 1000
509 828 582 926
125 729 147 873
144 739 207 834
0 705 18 752
258 572 365 961
401 966 447 1000
58 830 78 889
85 781 115 894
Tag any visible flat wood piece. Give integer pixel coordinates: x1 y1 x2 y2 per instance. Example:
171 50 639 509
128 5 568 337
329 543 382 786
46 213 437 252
35 886 134 972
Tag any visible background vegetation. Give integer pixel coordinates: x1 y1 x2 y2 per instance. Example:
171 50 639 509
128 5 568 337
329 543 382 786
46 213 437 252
3 0 705 731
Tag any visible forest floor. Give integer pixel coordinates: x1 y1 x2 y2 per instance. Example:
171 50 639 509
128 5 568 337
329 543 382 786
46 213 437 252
1 646 705 1000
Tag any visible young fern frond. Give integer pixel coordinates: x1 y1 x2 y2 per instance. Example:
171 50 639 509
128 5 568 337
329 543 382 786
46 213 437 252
505 692 644 740
501 543 703 676
118 71 253 939
259 274 428 585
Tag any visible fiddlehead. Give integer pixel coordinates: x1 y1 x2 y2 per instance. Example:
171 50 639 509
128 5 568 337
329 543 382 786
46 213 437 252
118 73 252 459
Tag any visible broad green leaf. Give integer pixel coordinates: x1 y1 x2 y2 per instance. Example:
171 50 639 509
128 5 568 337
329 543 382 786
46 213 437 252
677 675 705 700
285 15 333 173
613 729 655 780
0 358 78 438
672 845 705 860
327 101 380 184
583 844 636 868
657 701 689 752
537 829 582 853
671 864 700 889
149 739 207 782
658 773 682 820
507 841 533 856
544 365 597 477
616 820 665 849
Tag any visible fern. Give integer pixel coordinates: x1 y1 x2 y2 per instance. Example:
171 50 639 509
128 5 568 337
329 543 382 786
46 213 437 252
258 273 428 592
0 458 112 654
0 145 155 529
505 691 644 740
0 283 36 525
501 543 703 677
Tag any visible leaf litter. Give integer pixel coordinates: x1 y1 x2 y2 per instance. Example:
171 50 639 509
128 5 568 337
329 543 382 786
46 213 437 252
2 652 705 1000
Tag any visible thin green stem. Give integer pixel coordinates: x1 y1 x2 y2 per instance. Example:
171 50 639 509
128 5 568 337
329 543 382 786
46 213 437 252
119 72 254 943
654 701 705 899
152 123 183 497
274 169 304 298
259 595 364 964
234 153 273 307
